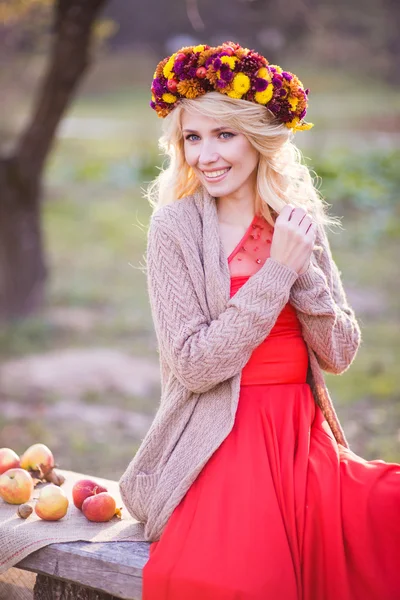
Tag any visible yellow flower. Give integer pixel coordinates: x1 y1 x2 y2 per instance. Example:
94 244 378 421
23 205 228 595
226 89 243 99
288 97 299 111
270 64 282 74
232 73 250 95
257 67 271 81
254 86 274 105
151 93 156 102
193 44 205 53
163 53 177 79
285 118 314 132
220 55 237 70
162 93 178 104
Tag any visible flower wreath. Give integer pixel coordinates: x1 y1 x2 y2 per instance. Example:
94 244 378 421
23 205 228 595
150 41 313 133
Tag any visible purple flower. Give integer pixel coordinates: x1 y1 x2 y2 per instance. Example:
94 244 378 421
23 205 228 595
174 61 186 76
300 108 307 119
282 71 293 81
216 79 228 88
279 89 287 97
213 57 222 69
152 80 165 97
305 88 310 95
254 78 269 92
272 76 283 88
150 101 156 109
188 67 198 78
220 69 234 82
270 66 277 73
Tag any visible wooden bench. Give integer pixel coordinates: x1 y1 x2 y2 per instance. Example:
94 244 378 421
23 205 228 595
8 470 151 600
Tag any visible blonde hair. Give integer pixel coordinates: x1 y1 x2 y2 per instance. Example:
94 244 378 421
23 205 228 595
146 92 339 229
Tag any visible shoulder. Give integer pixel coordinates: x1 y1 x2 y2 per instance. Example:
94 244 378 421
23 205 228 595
149 195 201 242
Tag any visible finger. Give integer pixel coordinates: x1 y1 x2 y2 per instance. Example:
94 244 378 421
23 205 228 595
289 207 307 226
306 222 317 240
298 215 313 235
277 203 295 222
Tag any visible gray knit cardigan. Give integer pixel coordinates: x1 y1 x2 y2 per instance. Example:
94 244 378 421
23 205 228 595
118 187 361 543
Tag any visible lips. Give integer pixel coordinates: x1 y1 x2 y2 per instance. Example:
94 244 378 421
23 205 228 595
201 167 231 182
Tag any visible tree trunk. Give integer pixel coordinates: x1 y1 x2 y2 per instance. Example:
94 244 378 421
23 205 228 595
0 0 107 321
0 157 46 320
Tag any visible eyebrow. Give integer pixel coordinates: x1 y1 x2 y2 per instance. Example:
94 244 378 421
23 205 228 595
182 127 231 134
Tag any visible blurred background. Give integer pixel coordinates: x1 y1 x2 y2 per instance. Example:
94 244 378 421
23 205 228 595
0 0 399 485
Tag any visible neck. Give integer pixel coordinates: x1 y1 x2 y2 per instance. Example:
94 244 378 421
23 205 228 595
216 193 257 227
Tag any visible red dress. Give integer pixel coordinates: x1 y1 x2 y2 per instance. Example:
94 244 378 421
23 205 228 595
142 214 400 600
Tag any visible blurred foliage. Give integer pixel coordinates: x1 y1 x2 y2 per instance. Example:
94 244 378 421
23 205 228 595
311 149 400 243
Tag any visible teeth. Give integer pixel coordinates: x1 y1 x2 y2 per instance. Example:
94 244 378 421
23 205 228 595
203 168 230 179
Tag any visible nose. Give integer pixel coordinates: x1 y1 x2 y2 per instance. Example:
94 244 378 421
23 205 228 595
198 139 219 166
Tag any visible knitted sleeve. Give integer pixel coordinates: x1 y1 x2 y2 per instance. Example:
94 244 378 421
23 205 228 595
147 214 298 394
289 224 361 374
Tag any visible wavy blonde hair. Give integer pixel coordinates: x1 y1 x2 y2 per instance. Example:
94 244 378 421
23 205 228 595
146 92 339 229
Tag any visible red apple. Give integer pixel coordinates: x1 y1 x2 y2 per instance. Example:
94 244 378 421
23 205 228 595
35 484 69 521
167 79 178 93
82 492 117 522
0 448 20 474
175 52 186 62
72 478 108 510
20 443 54 473
196 67 207 79
0 468 34 504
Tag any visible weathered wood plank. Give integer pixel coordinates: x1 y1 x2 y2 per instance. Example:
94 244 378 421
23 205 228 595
18 540 149 600
0 567 35 600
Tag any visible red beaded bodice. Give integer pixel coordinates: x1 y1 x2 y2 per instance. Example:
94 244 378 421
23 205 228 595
227 213 309 386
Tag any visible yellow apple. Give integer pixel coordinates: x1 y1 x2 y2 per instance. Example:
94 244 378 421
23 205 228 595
20 443 55 473
0 448 20 474
0 468 34 504
35 483 69 521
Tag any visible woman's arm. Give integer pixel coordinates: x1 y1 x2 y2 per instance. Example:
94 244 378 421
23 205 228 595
147 213 298 394
289 224 361 374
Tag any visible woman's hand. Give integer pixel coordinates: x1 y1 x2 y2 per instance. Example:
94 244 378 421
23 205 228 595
270 204 317 275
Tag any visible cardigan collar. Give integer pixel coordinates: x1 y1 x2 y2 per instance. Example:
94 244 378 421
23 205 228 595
193 186 232 320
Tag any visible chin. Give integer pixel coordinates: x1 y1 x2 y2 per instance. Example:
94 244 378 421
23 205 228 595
204 182 239 197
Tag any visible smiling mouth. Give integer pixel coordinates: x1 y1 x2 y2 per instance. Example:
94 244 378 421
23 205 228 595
202 167 231 180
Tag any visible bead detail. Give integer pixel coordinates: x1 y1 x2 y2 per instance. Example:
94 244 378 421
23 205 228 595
256 258 262 264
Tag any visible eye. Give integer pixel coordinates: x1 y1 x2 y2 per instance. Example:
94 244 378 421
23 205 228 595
219 131 235 139
185 134 200 142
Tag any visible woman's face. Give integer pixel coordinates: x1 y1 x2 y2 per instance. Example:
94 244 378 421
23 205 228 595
181 110 259 202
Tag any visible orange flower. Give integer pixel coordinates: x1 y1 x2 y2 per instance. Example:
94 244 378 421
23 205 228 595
177 79 206 99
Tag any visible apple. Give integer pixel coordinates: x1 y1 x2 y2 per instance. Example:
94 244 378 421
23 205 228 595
196 67 207 79
0 448 20 474
0 468 34 504
167 79 178 93
72 479 108 510
35 484 68 521
20 443 54 474
82 492 117 522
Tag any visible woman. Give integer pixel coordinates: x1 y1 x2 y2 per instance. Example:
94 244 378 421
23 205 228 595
118 42 400 600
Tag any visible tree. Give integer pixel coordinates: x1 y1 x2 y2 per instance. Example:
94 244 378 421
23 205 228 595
0 0 108 320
